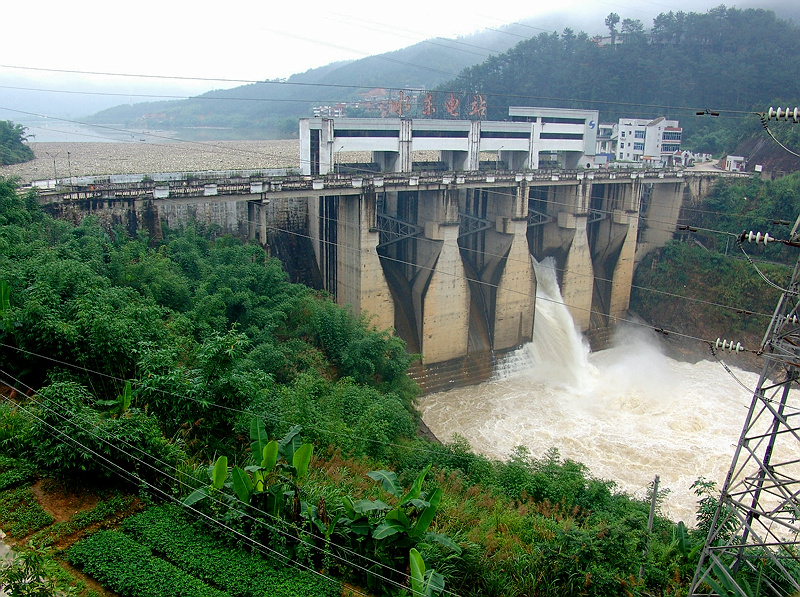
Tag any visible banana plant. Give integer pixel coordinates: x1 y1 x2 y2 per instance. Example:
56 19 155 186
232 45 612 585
338 464 461 554
228 420 314 518
182 421 315 516
96 380 133 418
702 561 762 597
409 547 445 597
183 455 229 506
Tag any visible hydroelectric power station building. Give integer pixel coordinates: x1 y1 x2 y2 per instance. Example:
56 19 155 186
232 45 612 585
300 107 600 175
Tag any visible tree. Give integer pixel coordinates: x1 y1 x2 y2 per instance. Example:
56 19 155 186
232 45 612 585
605 12 620 45
0 540 77 596
0 121 34 166
621 18 645 43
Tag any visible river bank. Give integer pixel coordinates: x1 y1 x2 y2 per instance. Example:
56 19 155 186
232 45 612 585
0 140 301 184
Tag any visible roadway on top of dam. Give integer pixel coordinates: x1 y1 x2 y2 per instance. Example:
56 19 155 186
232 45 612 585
35 167 747 205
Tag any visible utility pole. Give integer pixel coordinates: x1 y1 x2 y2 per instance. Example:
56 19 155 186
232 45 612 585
689 212 800 596
45 151 59 188
640 475 660 581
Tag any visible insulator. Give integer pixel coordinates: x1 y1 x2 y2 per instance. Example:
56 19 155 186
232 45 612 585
767 106 800 122
715 338 744 353
745 231 773 244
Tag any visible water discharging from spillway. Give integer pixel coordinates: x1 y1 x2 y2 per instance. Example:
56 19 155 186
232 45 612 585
495 257 592 387
418 257 763 524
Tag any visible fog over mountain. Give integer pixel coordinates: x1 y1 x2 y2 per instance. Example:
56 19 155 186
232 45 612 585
2 0 796 139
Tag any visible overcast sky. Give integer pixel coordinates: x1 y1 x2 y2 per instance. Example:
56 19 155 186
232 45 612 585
3 1 567 86
1 0 791 122
2 0 741 86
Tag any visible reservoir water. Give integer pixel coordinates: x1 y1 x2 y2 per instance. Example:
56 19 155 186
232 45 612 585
418 258 760 524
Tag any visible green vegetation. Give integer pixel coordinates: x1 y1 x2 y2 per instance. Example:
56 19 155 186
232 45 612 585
0 486 54 537
632 172 800 346
0 121 34 166
0 540 79 597
118 506 339 597
441 6 800 154
69 531 230 597
0 174 770 596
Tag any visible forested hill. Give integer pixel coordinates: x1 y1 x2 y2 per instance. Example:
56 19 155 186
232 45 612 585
440 6 800 150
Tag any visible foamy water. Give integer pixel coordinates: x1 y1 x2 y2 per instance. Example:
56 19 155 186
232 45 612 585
419 259 761 524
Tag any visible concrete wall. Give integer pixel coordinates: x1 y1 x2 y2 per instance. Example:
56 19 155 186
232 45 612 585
492 218 536 349
336 191 395 331
559 215 594 330
635 182 684 264
420 223 471 362
42 196 253 240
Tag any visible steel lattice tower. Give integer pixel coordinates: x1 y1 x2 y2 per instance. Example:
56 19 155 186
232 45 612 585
690 232 800 596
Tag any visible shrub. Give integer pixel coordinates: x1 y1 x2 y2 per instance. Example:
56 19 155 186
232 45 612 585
0 486 54 537
69 530 230 597
122 506 340 597
30 381 184 487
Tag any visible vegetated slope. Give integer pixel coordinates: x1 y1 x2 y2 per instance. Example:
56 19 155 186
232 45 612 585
631 172 800 355
5 175 793 596
0 120 34 165
440 6 800 153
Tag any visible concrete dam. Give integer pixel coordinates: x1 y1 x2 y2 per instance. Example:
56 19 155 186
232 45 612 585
38 166 721 390
36 111 733 389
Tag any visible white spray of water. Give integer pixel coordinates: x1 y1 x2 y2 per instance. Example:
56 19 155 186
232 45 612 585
496 257 592 387
419 258 761 524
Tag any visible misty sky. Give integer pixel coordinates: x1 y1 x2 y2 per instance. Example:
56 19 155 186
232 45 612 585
1 0 792 122
6 1 629 83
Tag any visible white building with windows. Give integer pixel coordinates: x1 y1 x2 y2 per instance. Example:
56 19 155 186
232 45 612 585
300 106 600 175
616 117 681 165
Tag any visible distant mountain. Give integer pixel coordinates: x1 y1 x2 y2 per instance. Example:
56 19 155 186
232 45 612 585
84 26 530 138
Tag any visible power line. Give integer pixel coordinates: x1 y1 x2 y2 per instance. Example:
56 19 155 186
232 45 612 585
0 63 757 117
0 369 463 597
0 107 306 167
0 383 373 597
4 143 781 349
3 168 776 349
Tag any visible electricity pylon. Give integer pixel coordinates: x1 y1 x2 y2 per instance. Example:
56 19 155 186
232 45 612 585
689 218 800 596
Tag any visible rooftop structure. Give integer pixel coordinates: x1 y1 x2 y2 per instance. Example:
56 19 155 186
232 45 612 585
299 106 600 175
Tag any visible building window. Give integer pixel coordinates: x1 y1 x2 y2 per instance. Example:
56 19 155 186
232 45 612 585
662 143 680 152
621 131 626 138
634 130 646 139
541 117 586 125
662 131 682 141
633 142 645 151
539 133 584 140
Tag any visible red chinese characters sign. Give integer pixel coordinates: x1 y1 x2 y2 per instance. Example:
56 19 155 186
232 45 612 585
444 93 460 118
418 93 487 119
468 95 487 118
